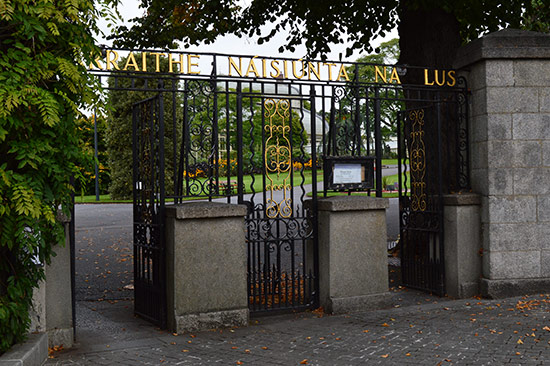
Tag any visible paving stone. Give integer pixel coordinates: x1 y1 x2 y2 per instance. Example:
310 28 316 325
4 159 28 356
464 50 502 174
45 293 550 365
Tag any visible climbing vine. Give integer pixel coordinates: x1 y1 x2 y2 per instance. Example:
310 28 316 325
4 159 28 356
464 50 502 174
0 0 107 352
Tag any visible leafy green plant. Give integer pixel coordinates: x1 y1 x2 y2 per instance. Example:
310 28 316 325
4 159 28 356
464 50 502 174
0 0 106 353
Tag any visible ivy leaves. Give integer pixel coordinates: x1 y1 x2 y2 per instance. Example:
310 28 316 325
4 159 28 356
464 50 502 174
0 0 106 353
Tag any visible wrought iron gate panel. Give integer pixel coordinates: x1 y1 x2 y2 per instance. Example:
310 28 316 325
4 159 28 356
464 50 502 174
398 106 445 295
243 93 319 314
132 94 166 327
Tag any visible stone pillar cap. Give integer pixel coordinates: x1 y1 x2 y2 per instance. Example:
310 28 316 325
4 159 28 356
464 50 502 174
166 202 248 219
316 196 389 212
454 28 550 69
443 193 481 206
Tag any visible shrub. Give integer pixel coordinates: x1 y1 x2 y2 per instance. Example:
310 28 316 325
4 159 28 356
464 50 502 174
0 0 104 352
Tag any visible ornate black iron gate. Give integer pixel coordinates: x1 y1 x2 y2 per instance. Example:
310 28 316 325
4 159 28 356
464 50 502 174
397 93 469 295
397 105 445 295
243 95 319 314
132 94 167 327
90 51 470 324
172 82 322 314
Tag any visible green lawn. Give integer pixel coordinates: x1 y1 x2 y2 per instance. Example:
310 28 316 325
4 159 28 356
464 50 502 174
383 171 410 186
381 159 408 166
75 194 131 203
76 168 410 204
310 191 400 198
76 170 324 203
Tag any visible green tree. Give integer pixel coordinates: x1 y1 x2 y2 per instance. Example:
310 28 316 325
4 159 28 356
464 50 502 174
74 114 110 197
0 0 107 352
349 39 401 156
179 84 308 194
110 1 550 194
105 54 183 199
111 1 550 74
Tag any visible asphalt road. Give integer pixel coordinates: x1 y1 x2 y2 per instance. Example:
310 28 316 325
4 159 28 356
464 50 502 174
74 204 134 301
74 167 400 302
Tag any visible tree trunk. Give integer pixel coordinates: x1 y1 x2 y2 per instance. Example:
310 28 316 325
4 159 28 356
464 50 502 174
397 5 463 194
398 5 461 82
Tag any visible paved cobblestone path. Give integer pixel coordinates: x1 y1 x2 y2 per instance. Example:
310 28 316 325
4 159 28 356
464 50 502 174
47 292 549 365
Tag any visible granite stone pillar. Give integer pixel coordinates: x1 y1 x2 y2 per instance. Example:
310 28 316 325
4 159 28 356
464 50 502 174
455 29 550 297
443 193 482 298
316 196 391 313
165 202 249 333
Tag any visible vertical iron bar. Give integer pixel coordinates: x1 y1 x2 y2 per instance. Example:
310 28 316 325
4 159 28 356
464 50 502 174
329 93 336 156
236 83 244 204
310 86 319 308
69 175 76 337
94 110 99 201
183 82 190 198
132 102 139 317
366 87 371 156
397 111 405 286
436 99 445 295
172 80 177 200
212 78 219 199
374 87 383 197
176 80 188 201
225 83 231 203
211 57 219 200
353 66 361 156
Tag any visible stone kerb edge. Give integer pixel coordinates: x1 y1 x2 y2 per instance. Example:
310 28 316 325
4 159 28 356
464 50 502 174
317 196 389 212
0 333 47 366
165 202 248 220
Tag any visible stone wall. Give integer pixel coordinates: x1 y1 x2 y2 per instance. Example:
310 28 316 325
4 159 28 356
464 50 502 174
455 29 550 297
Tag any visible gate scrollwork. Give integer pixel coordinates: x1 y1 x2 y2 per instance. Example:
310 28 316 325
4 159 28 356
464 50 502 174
264 98 292 218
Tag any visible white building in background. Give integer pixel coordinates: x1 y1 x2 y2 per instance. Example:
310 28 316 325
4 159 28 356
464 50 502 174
220 81 328 153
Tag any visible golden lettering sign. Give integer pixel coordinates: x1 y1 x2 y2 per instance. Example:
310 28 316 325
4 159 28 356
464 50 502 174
88 50 457 86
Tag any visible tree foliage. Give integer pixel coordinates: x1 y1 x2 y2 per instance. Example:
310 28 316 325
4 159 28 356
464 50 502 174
189 87 309 175
105 54 183 199
348 39 402 151
75 115 110 197
0 0 104 352
112 0 549 62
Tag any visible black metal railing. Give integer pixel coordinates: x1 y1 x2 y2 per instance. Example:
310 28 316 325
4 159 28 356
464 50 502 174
93 50 470 321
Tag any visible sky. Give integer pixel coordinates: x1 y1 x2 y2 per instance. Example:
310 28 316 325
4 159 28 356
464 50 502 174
97 0 399 63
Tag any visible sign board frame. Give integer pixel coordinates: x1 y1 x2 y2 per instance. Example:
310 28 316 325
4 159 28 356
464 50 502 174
323 156 375 191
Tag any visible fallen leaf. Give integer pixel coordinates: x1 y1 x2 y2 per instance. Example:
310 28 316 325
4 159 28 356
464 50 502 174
381 354 389 358
300 360 308 364
382 323 389 327
517 339 523 344
181 350 189 352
